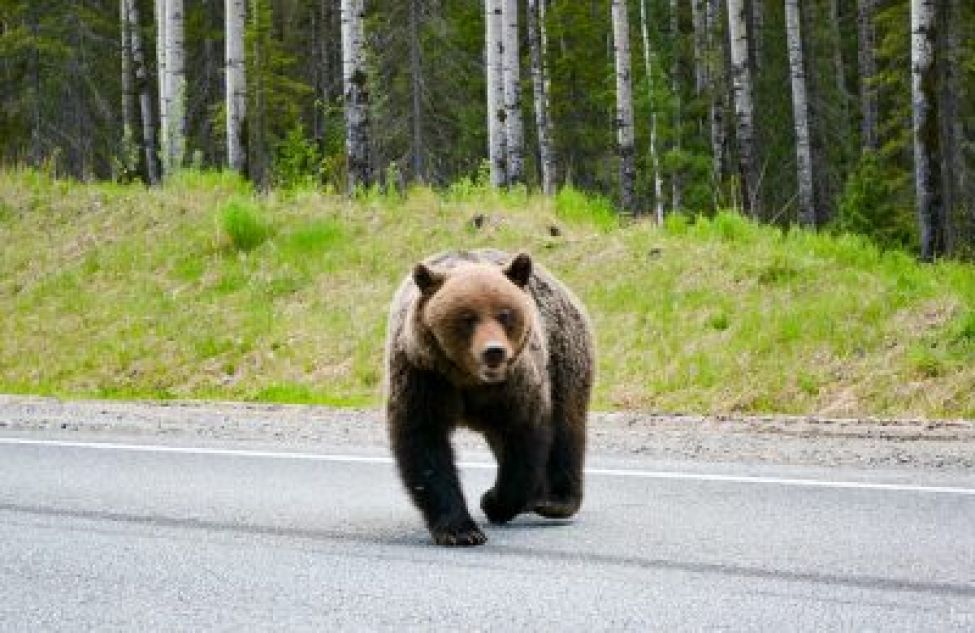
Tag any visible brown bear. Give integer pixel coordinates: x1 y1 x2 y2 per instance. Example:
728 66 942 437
384 249 594 546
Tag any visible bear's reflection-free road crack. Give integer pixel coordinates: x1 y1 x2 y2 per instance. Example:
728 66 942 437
1 437 974 631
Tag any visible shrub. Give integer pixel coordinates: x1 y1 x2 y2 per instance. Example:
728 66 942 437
221 200 269 253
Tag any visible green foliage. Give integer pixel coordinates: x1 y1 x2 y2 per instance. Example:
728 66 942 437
273 125 322 190
833 152 916 251
554 186 617 232
221 200 270 253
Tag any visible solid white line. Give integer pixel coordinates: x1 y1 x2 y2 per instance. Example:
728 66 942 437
2 437 974 496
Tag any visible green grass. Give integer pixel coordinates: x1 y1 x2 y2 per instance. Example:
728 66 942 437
1 168 974 419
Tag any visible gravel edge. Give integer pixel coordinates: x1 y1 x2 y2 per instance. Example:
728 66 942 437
1 395 973 471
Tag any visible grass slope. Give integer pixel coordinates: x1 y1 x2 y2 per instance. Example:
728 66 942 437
1 169 973 418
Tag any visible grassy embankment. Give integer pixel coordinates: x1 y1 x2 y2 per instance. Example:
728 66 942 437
1 169 974 418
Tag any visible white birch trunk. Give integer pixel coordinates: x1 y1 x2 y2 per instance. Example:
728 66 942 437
640 0 665 222
155 0 168 175
225 0 246 173
612 0 636 215
164 0 185 171
727 0 759 216
126 0 159 184
706 0 725 204
485 0 507 187
911 0 944 261
120 0 137 174
502 0 524 184
527 0 556 194
785 0 814 227
341 0 370 190
857 0 877 151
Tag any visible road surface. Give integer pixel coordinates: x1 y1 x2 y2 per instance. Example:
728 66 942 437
2 424 974 631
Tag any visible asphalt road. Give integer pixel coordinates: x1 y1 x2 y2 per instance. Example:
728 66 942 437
2 435 974 631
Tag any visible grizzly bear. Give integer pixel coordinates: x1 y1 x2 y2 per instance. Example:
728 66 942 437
384 249 594 546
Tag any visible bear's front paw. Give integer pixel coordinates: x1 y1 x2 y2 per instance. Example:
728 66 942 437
431 518 487 547
480 488 521 525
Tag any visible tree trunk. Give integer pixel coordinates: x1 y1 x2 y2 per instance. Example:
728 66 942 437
749 0 763 71
911 0 944 261
640 0 665 222
612 0 636 215
120 0 137 176
691 0 706 96
706 0 726 205
409 0 424 183
726 0 760 217
527 0 556 194
126 0 160 184
341 0 371 191
670 0 682 211
248 0 268 188
226 0 246 173
937 0 960 254
785 0 814 227
856 0 877 151
828 0 850 113
502 0 524 185
164 0 186 172
486 0 507 187
156 0 168 174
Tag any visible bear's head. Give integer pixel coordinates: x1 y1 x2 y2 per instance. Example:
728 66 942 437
413 253 534 385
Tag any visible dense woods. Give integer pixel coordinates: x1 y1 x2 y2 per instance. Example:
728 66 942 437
0 0 973 258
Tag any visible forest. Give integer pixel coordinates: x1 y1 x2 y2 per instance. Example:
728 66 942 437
0 0 973 261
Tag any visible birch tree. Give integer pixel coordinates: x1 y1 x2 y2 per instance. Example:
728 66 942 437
785 0 814 227
612 0 636 215
341 0 371 191
727 0 760 217
705 0 725 201
639 0 664 221
125 0 159 184
120 0 137 175
155 0 168 173
527 0 556 194
857 0 877 150
164 0 186 172
911 0 944 261
485 0 507 187
226 0 246 173
502 0 524 184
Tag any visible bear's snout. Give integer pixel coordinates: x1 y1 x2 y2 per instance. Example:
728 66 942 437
481 343 507 369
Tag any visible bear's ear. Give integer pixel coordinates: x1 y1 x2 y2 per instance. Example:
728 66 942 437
503 252 532 288
413 262 446 296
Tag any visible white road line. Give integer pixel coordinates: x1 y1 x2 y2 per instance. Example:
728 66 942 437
2 437 974 496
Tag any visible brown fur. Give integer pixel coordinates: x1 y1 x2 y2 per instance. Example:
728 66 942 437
384 249 594 546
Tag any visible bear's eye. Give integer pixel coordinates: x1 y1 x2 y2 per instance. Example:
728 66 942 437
457 312 478 330
497 309 513 328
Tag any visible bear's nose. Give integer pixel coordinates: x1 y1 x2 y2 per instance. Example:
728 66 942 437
481 344 507 369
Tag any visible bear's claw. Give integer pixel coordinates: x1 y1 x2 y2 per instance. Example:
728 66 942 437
432 520 487 547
